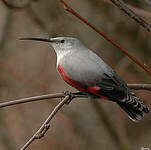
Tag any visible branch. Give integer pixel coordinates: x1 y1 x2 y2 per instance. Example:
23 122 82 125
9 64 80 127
60 0 151 76
97 0 151 19
0 84 150 109
127 4 151 18
144 0 151 6
128 84 151 91
0 93 64 108
20 95 72 150
109 0 151 32
0 92 88 108
0 83 149 150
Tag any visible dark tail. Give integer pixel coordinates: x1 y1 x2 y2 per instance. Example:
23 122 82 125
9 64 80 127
117 92 149 121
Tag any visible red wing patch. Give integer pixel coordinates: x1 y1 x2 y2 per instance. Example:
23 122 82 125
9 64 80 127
58 65 85 91
58 65 109 100
87 86 109 100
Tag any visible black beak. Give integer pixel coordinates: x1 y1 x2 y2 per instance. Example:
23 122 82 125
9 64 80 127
19 37 53 43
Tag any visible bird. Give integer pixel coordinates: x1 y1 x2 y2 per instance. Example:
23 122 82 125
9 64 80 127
20 37 149 121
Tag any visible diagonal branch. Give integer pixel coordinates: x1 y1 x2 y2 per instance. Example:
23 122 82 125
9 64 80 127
109 0 151 32
60 0 151 76
0 83 150 150
144 0 151 6
20 95 71 150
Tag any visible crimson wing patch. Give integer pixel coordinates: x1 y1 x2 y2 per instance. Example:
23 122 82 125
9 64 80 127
58 64 127 101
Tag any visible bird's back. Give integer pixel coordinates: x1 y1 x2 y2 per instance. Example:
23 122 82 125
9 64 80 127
58 47 122 86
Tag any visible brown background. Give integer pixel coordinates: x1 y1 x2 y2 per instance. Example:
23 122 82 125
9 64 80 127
0 0 151 150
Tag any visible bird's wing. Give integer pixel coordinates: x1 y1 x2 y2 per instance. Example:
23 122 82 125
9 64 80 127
59 49 128 101
85 49 128 101
90 72 128 101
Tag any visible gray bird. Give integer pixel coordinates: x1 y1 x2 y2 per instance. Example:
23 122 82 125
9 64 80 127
21 37 149 121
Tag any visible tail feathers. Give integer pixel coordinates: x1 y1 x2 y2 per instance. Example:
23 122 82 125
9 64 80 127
117 92 149 121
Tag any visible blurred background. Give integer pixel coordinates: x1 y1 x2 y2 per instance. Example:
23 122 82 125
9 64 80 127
0 0 151 150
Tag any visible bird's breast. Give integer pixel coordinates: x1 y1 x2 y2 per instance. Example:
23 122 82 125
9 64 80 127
57 52 103 86
57 64 85 91
56 50 71 66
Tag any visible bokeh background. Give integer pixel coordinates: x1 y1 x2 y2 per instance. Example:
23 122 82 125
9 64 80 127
0 0 151 150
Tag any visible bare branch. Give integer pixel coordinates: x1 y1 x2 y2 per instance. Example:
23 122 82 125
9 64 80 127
0 83 149 150
144 0 151 6
59 0 151 76
109 0 151 32
20 95 71 150
128 84 151 91
0 92 88 108
0 84 150 109
126 4 151 19
0 93 64 108
99 0 151 19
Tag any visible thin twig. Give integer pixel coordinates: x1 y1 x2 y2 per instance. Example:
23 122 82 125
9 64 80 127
98 0 151 18
0 84 150 109
144 0 151 6
20 95 71 150
60 0 151 76
128 84 151 91
126 4 151 19
0 92 87 108
0 84 149 150
0 93 64 108
109 0 151 32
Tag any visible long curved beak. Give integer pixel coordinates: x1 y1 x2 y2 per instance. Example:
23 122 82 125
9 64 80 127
19 37 53 43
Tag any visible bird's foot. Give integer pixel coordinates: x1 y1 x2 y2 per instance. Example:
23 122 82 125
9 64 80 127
73 91 86 96
62 91 75 104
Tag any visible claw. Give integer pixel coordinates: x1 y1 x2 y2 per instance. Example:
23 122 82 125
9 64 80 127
62 91 75 104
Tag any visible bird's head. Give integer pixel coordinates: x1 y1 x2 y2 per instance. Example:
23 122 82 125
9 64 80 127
20 37 81 54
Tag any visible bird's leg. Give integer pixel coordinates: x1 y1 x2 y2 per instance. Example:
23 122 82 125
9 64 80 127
74 91 97 99
62 91 88 104
73 91 86 96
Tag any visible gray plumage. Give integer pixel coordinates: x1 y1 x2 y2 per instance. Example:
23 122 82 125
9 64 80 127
21 36 150 121
50 37 149 121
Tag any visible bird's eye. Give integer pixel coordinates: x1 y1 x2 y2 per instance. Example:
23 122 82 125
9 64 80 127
60 40 65 43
